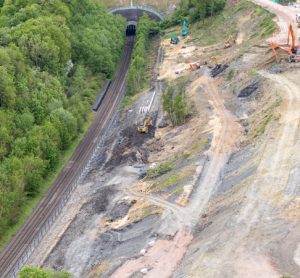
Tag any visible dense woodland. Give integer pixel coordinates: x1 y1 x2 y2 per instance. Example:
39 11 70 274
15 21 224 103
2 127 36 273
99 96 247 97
161 0 226 27
0 0 126 242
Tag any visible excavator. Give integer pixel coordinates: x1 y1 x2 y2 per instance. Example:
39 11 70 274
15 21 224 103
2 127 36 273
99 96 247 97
270 23 300 62
182 18 188 37
137 116 153 133
224 35 235 49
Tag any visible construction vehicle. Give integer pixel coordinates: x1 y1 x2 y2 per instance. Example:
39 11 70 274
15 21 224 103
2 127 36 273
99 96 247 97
182 18 188 37
170 34 179 44
270 23 300 62
296 14 300 28
137 116 153 133
224 35 235 49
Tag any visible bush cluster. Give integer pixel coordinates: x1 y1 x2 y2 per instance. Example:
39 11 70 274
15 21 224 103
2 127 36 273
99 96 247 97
162 80 189 126
126 14 159 96
160 0 226 28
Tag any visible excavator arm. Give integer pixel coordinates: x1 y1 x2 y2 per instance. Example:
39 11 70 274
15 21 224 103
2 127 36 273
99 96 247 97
270 23 297 60
288 23 295 51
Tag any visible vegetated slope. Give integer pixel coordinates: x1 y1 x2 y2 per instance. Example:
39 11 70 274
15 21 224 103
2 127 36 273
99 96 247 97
126 14 159 96
98 0 180 11
18 265 70 278
0 0 126 248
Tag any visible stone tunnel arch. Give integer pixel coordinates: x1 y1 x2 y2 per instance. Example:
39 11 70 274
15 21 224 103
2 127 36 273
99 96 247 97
110 6 164 36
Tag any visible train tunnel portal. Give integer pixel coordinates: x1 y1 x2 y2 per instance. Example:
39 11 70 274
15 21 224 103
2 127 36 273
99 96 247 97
110 5 164 36
126 21 137 36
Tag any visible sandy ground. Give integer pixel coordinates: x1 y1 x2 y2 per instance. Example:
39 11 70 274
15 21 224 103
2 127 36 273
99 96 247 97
110 68 243 277
174 70 300 278
110 230 192 278
253 0 299 43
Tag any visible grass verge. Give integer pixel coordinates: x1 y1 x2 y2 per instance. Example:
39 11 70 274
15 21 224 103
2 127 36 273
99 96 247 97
122 35 160 110
249 98 281 140
147 161 174 178
151 164 195 192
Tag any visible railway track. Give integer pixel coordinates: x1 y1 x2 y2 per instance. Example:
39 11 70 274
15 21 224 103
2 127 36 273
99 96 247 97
0 36 134 278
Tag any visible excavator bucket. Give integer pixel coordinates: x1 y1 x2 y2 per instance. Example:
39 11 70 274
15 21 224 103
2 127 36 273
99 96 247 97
137 116 153 133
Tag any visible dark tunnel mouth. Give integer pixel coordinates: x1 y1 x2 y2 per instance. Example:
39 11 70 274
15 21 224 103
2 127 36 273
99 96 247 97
126 24 136 36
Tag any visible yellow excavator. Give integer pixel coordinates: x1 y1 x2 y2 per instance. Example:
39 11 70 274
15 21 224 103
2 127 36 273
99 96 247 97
137 116 153 133
224 35 235 49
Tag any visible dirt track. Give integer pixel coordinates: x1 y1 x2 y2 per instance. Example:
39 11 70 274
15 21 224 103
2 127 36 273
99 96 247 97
174 71 300 278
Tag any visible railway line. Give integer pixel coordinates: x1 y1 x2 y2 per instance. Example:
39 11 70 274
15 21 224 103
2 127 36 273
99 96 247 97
0 36 134 278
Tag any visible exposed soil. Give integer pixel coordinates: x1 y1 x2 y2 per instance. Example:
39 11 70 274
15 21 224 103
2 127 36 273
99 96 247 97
27 0 300 277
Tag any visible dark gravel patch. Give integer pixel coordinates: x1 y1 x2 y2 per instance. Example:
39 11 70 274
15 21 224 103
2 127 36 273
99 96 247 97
107 199 136 221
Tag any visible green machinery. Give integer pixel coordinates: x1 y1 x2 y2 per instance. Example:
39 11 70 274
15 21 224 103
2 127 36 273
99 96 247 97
170 34 179 44
182 18 188 37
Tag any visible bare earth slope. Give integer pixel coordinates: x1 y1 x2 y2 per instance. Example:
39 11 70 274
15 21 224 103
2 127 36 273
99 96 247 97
25 1 300 277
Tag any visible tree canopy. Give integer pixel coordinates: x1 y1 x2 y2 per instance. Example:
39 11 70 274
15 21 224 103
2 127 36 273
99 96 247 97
0 0 126 243
160 0 226 28
18 266 71 278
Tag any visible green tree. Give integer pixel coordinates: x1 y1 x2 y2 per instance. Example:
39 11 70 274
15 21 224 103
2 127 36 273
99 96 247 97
162 81 188 126
0 66 16 108
126 14 158 96
0 0 126 246
18 266 71 278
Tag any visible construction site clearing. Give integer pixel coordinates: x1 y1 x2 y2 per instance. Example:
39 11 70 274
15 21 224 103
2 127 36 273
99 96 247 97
24 0 300 277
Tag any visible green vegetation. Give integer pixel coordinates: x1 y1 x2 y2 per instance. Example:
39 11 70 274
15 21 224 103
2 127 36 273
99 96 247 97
19 266 71 278
122 34 160 109
147 161 174 178
160 0 226 29
0 1 126 245
163 0 276 47
249 69 259 76
127 14 159 96
151 164 194 192
162 78 189 126
189 138 209 155
98 0 179 11
226 69 235 81
249 98 281 139
249 6 276 38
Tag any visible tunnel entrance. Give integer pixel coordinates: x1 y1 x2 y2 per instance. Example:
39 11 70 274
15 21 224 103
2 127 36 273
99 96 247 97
126 24 136 36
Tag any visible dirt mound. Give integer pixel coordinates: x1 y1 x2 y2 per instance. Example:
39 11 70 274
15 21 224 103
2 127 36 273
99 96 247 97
238 81 260 98
210 64 229 78
104 126 155 169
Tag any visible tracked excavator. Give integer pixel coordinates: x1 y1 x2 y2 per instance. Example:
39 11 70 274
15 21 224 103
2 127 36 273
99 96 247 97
224 35 235 49
270 23 300 62
137 116 153 133
182 18 188 37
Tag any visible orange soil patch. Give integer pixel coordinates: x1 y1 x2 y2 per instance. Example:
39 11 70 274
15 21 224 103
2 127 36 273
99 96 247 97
110 230 193 278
